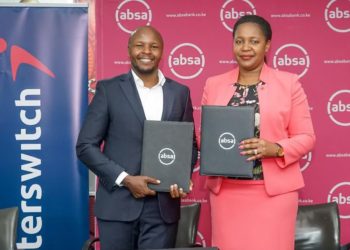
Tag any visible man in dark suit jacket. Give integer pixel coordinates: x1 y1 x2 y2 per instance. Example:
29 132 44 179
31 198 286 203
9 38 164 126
76 26 198 250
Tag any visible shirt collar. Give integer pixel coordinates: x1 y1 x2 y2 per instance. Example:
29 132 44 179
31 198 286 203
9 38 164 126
230 63 270 86
131 69 166 88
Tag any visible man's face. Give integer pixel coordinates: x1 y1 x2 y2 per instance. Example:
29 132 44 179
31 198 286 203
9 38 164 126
128 27 163 76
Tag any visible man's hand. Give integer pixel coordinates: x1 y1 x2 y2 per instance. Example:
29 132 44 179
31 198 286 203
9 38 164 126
123 175 160 198
170 180 193 198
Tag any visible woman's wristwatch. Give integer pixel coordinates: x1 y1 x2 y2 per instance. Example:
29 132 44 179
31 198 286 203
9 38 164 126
275 143 284 157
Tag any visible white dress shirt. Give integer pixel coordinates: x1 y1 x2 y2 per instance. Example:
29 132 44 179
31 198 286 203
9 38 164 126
115 70 166 186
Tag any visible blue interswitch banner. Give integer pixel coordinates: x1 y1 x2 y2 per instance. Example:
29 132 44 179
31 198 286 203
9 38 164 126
0 4 88 250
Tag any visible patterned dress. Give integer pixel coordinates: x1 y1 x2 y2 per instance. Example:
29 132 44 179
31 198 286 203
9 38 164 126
227 81 265 180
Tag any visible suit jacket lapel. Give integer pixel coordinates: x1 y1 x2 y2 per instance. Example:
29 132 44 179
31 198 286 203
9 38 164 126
119 72 146 124
161 79 174 121
215 68 238 106
219 83 236 106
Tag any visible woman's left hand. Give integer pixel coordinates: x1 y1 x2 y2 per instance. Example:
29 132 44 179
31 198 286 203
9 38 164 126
239 137 280 161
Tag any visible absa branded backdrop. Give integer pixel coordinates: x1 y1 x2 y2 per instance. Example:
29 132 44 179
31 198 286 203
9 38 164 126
95 0 350 246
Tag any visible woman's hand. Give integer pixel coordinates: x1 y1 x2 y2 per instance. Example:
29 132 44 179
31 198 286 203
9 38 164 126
239 137 281 161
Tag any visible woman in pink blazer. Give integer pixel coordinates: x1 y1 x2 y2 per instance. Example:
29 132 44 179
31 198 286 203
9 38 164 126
201 15 315 250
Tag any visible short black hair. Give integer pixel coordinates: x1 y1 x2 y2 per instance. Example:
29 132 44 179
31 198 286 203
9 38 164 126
128 25 163 48
232 15 272 41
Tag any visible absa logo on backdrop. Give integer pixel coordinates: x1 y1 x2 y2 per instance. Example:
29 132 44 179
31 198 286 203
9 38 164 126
220 0 256 32
325 0 350 33
168 43 205 80
327 90 350 126
328 182 350 219
300 152 312 172
273 44 310 78
115 0 152 34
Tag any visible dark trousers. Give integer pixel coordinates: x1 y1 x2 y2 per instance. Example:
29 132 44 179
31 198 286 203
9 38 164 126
97 196 178 250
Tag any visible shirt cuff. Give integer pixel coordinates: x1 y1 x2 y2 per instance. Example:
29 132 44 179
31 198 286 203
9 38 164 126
115 171 128 187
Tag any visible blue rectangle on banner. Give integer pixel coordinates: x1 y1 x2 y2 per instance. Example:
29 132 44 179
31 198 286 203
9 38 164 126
0 6 88 250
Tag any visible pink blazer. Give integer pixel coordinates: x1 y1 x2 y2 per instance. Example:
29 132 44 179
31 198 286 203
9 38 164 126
201 64 316 196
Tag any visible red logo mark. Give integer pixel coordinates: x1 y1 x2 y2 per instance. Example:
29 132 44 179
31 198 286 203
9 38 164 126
0 37 55 81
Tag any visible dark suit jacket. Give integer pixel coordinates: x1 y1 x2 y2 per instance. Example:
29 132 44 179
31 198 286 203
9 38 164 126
76 71 198 223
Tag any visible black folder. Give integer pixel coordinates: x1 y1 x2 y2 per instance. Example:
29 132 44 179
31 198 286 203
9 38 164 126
141 120 194 192
200 105 255 178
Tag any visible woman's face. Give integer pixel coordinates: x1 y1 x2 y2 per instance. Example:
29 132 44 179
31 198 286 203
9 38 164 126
233 22 270 72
